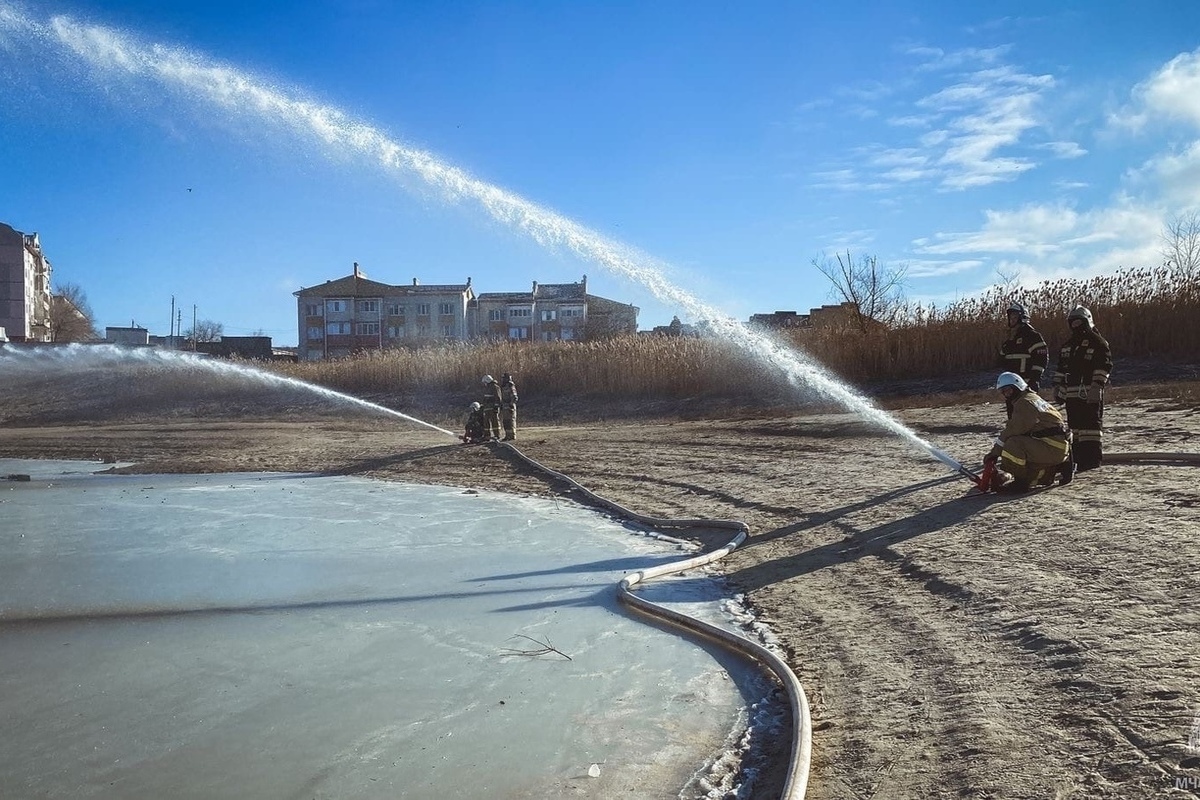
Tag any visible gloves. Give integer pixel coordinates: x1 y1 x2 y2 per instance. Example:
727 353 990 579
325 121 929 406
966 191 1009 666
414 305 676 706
1053 385 1066 403
1027 379 1040 392
983 451 999 466
1085 382 1105 404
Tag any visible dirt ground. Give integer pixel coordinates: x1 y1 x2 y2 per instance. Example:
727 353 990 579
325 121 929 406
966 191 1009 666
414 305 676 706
3 381 1199 799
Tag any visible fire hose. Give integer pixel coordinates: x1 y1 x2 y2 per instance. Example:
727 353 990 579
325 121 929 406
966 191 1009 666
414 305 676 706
495 441 813 800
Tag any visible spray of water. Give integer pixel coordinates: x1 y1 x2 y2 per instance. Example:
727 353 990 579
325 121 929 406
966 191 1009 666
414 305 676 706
0 344 459 438
0 4 970 474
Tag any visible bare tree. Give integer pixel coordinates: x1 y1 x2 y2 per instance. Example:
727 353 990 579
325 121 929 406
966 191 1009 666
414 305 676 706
995 265 1021 293
185 319 224 342
50 282 99 342
1161 211 1200 278
812 250 908 331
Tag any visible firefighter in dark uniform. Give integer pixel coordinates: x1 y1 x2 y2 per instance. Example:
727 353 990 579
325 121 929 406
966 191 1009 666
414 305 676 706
1051 306 1112 472
997 301 1049 392
481 374 502 440
461 402 488 444
985 372 1073 492
499 373 519 441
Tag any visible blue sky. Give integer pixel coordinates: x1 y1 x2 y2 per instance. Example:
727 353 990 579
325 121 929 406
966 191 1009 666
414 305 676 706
2 1 1199 345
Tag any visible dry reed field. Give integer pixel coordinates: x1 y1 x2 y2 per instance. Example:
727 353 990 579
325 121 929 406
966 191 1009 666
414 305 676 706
263 266 1200 412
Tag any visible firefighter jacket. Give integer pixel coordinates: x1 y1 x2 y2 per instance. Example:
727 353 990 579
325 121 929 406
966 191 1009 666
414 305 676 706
988 391 1070 468
1052 326 1112 399
463 410 487 440
998 320 1049 388
500 380 518 409
482 381 501 410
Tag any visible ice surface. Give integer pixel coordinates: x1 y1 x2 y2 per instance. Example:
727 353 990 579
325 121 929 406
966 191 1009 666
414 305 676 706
0 461 769 799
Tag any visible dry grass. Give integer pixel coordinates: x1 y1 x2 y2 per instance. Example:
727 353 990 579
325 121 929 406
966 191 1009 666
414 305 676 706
258 267 1200 420
791 266 1200 382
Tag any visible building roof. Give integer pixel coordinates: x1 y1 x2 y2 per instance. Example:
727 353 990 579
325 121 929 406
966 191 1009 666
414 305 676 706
294 273 472 298
476 277 589 303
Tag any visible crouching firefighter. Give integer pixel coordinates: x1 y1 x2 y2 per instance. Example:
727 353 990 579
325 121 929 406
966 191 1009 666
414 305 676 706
461 402 489 444
984 372 1074 492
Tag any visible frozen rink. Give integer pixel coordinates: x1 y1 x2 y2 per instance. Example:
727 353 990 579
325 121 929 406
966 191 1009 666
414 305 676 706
0 460 768 799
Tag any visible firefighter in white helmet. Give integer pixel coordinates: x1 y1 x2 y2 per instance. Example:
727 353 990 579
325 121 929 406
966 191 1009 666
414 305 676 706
461 401 488 444
984 372 1073 492
1051 306 1112 471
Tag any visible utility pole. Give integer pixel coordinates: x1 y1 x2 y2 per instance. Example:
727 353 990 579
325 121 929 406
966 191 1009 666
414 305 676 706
177 309 182 348
169 295 176 348
192 305 197 351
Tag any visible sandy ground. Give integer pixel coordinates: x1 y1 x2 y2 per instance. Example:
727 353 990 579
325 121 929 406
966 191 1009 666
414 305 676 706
3 389 1200 799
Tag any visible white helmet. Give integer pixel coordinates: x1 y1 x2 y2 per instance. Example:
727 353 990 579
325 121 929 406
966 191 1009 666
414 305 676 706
482 374 494 385
996 372 1028 392
470 401 481 411
1067 305 1094 328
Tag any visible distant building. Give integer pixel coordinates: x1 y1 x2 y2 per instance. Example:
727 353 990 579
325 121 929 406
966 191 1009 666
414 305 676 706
0 222 52 343
294 266 638 360
748 302 861 331
195 336 274 360
105 325 150 346
648 315 700 337
294 264 475 361
472 275 637 342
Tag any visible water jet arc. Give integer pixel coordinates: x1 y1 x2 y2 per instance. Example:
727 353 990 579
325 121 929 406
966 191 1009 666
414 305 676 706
1 6 968 477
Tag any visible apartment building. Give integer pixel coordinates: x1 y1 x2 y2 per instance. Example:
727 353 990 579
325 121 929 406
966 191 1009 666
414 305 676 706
0 222 52 343
295 268 639 359
472 275 637 342
294 264 475 361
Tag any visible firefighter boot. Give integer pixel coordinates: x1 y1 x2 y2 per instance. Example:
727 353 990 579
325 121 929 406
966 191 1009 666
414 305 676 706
989 468 1015 493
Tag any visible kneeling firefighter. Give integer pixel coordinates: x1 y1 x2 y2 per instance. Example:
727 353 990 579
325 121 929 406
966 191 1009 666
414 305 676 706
984 372 1074 492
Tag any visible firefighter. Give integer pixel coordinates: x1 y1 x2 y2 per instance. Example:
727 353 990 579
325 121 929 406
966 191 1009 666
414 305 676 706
1051 306 1112 471
985 372 1073 492
997 301 1049 392
461 402 488 444
499 372 519 441
481 374 502 440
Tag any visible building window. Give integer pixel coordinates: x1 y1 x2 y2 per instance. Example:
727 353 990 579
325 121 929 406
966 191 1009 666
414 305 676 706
326 299 346 313
387 325 403 338
387 303 404 316
488 309 504 322
508 307 532 318
357 322 380 335
561 328 576 341
304 303 322 317
541 309 556 322
326 321 350 335
560 306 584 318
442 324 454 337
417 303 431 316
438 302 453 315
306 326 323 340
542 331 557 341
508 326 529 340
357 299 379 313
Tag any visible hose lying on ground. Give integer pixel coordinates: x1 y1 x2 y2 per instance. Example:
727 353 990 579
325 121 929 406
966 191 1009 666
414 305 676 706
495 441 813 800
487 444 1200 799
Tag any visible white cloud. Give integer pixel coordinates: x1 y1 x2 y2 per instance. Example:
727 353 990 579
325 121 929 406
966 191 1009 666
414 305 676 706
911 201 1165 289
1039 141 1086 159
1113 48 1200 131
813 52 1058 193
905 258 984 278
1127 140 1200 207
